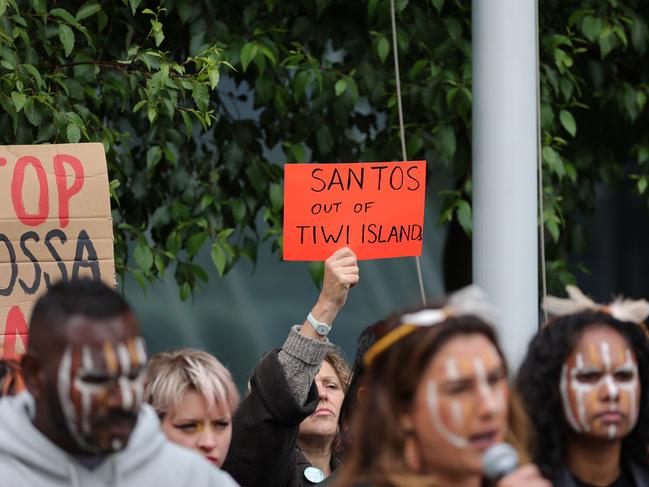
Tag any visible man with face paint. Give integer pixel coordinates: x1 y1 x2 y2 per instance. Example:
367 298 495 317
519 288 649 487
0 279 239 487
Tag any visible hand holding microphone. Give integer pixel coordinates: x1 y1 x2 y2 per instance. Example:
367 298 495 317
482 443 551 487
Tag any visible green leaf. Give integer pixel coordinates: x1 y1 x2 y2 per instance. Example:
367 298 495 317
179 282 191 301
187 232 208 257
10 92 26 112
316 125 333 155
211 243 227 276
180 110 193 139
581 16 604 43
638 146 649 164
129 0 142 15
637 177 648 195
335 78 347 97
559 109 577 137
376 36 390 63
0 0 6 17
395 0 408 13
192 82 209 112
51 8 77 24
543 146 565 179
240 42 259 72
154 29 164 47
435 125 456 160
208 67 220 89
269 183 283 210
133 100 147 113
22 64 43 90
407 133 423 156
146 145 162 172
260 45 277 64
134 242 153 272
599 26 615 58
76 1 101 21
637 91 647 111
456 200 472 236
58 24 75 58
293 70 311 101
67 123 81 143
431 0 444 13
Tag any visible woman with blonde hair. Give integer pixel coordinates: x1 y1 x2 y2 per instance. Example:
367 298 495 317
333 287 549 487
144 348 240 468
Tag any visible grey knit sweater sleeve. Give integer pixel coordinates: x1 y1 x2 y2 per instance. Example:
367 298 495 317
277 325 328 405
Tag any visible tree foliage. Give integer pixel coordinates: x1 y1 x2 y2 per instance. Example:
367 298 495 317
1 0 649 296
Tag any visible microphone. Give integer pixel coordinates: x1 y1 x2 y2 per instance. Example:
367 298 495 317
482 443 519 482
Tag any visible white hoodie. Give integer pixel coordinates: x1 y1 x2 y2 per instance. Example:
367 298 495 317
0 392 240 487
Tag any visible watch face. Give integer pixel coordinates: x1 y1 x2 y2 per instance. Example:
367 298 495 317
316 324 329 336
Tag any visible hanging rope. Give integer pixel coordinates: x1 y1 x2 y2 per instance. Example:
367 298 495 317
535 0 548 324
389 0 427 305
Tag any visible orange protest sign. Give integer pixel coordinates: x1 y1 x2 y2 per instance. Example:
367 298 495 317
283 161 426 261
0 143 115 360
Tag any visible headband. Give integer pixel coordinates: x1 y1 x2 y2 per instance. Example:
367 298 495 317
543 285 649 325
362 285 499 367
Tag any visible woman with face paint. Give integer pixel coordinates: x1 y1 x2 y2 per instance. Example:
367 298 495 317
518 286 649 487
144 349 240 468
332 286 550 487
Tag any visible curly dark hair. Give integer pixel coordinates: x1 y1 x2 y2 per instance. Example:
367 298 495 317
517 311 649 478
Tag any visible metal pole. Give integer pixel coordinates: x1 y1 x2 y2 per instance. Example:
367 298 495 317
472 0 539 369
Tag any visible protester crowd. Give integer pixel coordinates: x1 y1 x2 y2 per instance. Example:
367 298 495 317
0 247 647 487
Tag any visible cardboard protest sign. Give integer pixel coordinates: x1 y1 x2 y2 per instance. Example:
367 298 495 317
283 161 426 261
0 143 115 360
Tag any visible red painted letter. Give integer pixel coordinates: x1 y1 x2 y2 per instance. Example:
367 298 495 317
3 306 28 361
54 154 84 228
11 156 49 226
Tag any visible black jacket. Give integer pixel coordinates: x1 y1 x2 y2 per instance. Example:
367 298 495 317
553 463 649 487
223 350 327 487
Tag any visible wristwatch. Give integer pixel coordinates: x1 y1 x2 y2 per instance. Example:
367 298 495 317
306 313 331 337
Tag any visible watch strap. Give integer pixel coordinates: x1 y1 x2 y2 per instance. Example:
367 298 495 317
306 312 332 337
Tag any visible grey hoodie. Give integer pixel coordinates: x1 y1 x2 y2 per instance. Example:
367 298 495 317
0 392 240 487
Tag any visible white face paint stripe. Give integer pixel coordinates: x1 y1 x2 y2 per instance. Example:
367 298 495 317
622 350 639 428
608 424 616 440
450 400 463 427
446 358 459 381
473 357 502 414
560 363 581 431
601 342 611 370
604 375 618 400
426 381 468 449
57 347 92 450
134 337 147 364
119 377 134 410
573 353 591 432
116 344 131 373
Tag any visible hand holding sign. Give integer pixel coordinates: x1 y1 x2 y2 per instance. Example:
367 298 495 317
322 246 359 305
283 161 426 261
300 246 359 342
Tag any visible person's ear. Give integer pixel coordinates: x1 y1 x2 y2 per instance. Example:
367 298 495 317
400 413 423 472
21 353 45 399
355 385 366 403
